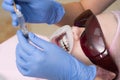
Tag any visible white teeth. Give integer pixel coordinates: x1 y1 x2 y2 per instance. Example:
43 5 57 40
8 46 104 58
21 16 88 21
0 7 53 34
60 38 69 52
63 36 69 50
60 39 65 49
50 25 74 53
62 36 69 47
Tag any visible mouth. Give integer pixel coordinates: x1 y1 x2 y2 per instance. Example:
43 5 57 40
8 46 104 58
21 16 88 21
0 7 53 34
50 25 74 53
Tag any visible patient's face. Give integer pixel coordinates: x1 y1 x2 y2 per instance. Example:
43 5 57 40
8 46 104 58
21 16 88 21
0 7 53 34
50 13 119 66
50 24 117 79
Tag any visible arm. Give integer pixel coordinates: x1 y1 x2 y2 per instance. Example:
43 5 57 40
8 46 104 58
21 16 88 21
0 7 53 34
57 0 116 26
81 0 116 14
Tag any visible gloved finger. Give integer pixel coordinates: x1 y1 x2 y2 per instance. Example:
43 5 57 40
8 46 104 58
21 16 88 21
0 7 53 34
2 1 14 12
3 0 14 5
16 63 29 76
15 4 22 11
16 47 29 70
16 44 30 62
28 32 50 49
16 54 28 69
10 12 19 26
15 0 32 3
11 4 21 26
17 30 36 53
17 30 45 54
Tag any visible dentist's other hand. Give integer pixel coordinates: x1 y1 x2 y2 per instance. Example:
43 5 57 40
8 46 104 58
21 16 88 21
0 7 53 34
16 30 96 80
2 0 65 26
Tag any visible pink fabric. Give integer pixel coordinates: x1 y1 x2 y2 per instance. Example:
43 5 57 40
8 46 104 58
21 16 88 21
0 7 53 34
0 35 48 80
110 11 120 52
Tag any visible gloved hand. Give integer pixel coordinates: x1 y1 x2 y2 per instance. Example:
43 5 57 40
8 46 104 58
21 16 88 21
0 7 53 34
2 0 65 26
16 30 96 80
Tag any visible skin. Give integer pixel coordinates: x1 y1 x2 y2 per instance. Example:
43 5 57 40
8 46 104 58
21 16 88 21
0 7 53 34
56 0 116 26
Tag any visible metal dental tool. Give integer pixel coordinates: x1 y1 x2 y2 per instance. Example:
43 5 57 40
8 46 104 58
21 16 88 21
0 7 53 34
13 3 29 38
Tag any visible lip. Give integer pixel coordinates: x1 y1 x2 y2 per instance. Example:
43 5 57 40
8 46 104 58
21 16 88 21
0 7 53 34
50 25 74 53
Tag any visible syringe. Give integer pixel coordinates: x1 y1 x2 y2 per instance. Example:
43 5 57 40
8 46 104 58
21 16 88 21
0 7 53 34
13 3 29 38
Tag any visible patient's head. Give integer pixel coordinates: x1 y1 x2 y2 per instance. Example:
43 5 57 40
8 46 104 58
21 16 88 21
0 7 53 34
50 10 118 65
50 10 120 77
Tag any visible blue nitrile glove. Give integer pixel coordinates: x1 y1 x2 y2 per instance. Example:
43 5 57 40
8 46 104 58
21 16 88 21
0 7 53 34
2 0 65 26
16 30 96 80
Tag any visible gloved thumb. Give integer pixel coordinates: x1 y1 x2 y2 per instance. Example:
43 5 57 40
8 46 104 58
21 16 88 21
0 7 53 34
28 32 50 49
15 0 31 3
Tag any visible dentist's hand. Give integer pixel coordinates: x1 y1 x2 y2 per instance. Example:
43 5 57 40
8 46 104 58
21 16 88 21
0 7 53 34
2 0 65 26
16 30 96 80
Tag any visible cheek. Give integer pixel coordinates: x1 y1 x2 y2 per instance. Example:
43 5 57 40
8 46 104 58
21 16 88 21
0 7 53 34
71 39 81 54
72 26 84 40
71 37 93 65
71 27 82 54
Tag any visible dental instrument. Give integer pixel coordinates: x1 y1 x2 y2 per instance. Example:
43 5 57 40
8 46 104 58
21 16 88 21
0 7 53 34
13 3 29 38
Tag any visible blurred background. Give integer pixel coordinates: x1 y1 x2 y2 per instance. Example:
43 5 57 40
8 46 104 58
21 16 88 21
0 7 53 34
0 0 120 80
0 0 120 43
